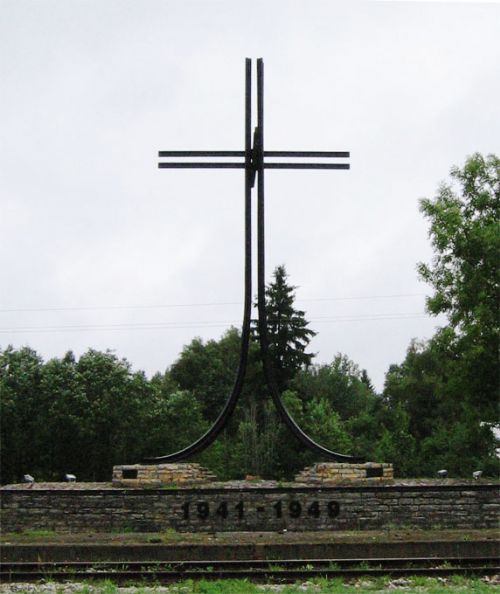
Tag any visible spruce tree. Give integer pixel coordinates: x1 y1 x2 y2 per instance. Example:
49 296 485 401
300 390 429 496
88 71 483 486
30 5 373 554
257 265 316 391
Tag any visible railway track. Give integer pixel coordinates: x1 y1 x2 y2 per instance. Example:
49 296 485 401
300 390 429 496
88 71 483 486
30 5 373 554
2 557 499 583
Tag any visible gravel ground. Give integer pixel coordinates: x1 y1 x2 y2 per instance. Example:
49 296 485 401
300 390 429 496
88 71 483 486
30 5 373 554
2 528 499 545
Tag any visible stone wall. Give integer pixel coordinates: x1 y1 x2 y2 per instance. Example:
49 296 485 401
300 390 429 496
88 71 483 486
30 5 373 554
1 482 498 533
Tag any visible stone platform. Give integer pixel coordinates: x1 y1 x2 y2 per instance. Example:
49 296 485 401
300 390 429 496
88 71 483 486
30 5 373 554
112 463 215 487
295 462 394 484
111 462 394 488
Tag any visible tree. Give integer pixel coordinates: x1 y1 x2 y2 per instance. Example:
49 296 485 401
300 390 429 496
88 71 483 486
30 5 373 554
0 346 44 484
304 397 353 455
168 328 244 423
293 354 376 420
258 265 316 391
373 403 417 478
380 153 500 477
74 349 154 480
143 389 208 459
382 339 442 442
38 352 90 480
417 153 499 420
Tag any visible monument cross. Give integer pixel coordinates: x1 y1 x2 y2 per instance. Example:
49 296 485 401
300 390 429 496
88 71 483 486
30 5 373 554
146 58 363 464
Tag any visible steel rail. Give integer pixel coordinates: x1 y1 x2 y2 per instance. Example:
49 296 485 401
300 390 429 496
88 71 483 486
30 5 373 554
3 557 498 570
2 557 498 583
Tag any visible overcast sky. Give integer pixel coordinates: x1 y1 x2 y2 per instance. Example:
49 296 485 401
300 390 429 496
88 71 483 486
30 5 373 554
1 0 499 391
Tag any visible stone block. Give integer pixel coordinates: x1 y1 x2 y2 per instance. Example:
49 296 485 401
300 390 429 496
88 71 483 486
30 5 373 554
295 462 394 484
112 463 216 487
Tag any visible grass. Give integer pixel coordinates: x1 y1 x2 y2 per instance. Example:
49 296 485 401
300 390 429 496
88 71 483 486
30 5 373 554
3 576 499 593
2 527 498 545
19 528 57 538
161 483 179 490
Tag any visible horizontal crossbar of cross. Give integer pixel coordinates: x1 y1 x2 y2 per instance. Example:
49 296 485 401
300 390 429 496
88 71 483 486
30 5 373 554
158 150 350 170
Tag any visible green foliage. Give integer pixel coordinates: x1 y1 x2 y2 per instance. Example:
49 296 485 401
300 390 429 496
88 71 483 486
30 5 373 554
376 154 500 477
41 577 500 593
419 413 498 477
167 265 323 479
373 404 417 477
383 340 442 442
0 346 44 483
143 389 208 460
304 398 352 453
382 337 498 477
1 164 498 484
20 529 57 538
257 264 316 391
169 329 242 423
293 354 376 420
1 346 171 483
417 152 499 420
418 154 499 328
74 349 155 480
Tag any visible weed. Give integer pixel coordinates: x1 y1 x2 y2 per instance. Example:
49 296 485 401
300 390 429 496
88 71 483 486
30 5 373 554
371 575 392 590
408 575 440 588
437 560 453 569
162 482 179 490
21 528 57 538
32 575 499 594
194 579 256 593
165 526 178 534
110 525 136 534
100 580 119 594
449 574 468 587
310 576 345 591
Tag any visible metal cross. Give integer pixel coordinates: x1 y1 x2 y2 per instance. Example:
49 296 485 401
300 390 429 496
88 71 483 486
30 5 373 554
146 58 363 463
